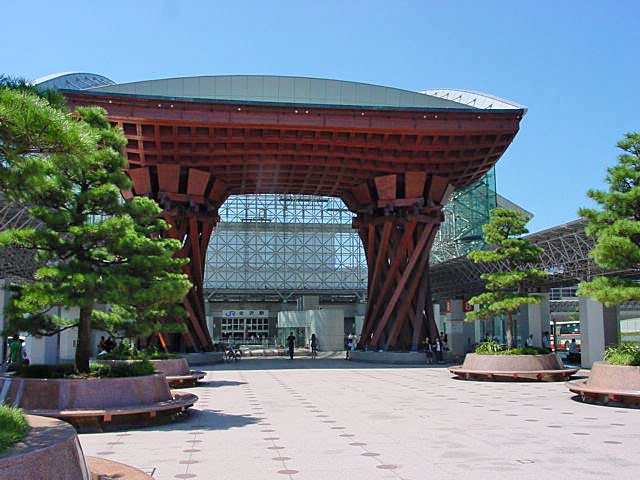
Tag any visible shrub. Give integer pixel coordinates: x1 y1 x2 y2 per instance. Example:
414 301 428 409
17 360 155 378
475 341 548 356
17 364 76 378
0 405 29 454
100 342 178 361
604 343 640 366
90 359 156 378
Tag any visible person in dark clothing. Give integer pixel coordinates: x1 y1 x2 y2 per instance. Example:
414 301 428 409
287 332 296 360
310 333 318 359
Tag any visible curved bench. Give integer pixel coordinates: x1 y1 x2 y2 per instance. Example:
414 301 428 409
449 366 578 382
567 362 640 407
0 415 153 479
0 374 198 432
449 353 578 382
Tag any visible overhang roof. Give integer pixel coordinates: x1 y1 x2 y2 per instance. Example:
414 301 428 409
33 72 527 114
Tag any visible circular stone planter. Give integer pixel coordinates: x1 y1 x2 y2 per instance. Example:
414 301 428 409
98 358 206 388
0 374 197 432
567 361 640 407
449 353 578 381
0 415 152 479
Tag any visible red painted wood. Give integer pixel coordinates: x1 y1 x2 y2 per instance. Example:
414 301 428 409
157 165 180 193
64 91 523 352
374 175 397 201
128 167 151 195
187 169 211 196
405 171 427 199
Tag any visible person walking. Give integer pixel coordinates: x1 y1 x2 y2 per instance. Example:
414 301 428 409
287 332 296 360
424 336 434 365
310 333 318 359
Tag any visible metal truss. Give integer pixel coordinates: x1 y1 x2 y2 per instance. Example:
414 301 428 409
0 193 40 283
430 218 640 301
204 173 498 304
204 195 367 302
431 169 496 263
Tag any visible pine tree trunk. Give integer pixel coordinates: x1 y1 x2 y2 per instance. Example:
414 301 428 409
75 305 93 373
505 312 514 349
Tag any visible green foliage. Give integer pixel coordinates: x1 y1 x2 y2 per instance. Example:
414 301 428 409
604 342 640 366
17 363 76 378
578 132 640 306
17 360 155 378
90 359 156 377
475 341 548 355
474 341 503 354
0 75 65 109
101 341 178 360
465 209 546 347
0 83 191 372
0 405 29 454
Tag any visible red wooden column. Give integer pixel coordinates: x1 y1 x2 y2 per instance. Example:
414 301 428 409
348 173 454 351
127 164 228 351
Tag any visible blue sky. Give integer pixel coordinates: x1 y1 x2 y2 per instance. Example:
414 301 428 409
2 0 638 232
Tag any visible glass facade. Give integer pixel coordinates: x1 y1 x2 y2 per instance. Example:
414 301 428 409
204 170 497 294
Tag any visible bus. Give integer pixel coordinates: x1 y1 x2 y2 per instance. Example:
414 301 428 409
550 320 581 352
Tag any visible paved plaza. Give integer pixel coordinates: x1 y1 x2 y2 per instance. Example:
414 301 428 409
79 358 640 480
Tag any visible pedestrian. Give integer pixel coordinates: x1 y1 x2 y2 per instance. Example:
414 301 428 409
424 336 433 365
310 333 318 359
346 337 353 360
287 332 296 360
525 334 534 347
435 336 443 363
8 334 23 371
542 331 551 350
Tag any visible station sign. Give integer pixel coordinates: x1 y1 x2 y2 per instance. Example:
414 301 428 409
223 310 270 318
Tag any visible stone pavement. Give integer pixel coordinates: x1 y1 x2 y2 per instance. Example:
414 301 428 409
79 358 640 480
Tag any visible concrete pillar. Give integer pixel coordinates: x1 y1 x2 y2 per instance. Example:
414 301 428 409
526 293 550 348
579 296 619 368
355 316 364 336
446 299 466 357
433 304 442 333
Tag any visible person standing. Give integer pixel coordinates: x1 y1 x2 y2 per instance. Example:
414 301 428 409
542 331 551 351
310 333 318 359
424 336 433 365
287 332 296 360
8 334 23 371
434 336 443 363
346 337 353 360
525 334 534 347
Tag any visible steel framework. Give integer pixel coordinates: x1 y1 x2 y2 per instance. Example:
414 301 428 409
430 219 640 301
0 193 39 283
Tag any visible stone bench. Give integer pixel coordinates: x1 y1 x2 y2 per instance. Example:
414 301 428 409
0 374 198 432
0 415 153 479
449 353 578 382
567 362 640 407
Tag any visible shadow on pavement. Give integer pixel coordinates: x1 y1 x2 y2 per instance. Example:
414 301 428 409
199 358 455 371
140 408 260 432
198 380 248 388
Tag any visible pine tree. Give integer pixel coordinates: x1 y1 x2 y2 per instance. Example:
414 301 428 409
578 132 640 305
0 86 191 372
465 208 547 348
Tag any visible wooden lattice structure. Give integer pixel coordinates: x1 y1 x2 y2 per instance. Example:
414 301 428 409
63 77 524 351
